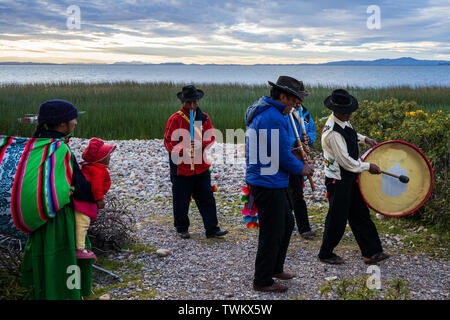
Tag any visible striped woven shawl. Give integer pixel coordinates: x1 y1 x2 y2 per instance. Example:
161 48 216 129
0 136 73 239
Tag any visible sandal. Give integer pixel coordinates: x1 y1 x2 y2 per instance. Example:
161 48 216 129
319 253 345 265
363 252 390 265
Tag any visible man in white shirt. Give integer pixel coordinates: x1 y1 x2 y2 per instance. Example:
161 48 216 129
319 89 390 265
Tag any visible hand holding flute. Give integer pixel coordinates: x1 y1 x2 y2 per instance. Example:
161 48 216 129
288 112 316 191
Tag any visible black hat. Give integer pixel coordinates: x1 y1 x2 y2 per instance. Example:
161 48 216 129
268 76 307 100
176 85 204 102
37 99 78 124
324 89 358 114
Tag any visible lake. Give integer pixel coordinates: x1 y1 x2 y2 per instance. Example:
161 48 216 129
0 64 449 88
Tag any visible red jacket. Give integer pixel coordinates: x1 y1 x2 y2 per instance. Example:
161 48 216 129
164 107 215 176
80 162 111 201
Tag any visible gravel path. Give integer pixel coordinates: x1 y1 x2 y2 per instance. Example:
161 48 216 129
69 138 449 300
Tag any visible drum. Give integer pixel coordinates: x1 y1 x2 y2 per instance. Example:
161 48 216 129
358 140 433 217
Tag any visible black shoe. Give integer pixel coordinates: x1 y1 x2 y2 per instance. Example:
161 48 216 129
206 230 229 238
178 231 190 239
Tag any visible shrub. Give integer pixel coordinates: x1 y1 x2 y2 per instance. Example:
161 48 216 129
88 195 136 255
0 237 29 300
315 99 449 232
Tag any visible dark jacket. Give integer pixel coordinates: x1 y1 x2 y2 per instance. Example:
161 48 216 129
39 130 94 202
286 106 316 148
245 96 304 189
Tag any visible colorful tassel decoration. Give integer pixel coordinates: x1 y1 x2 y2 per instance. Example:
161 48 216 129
246 222 259 229
212 185 218 192
240 184 259 229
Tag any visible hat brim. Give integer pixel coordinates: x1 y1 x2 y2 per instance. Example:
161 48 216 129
324 95 358 114
176 90 204 102
268 81 303 100
96 145 116 163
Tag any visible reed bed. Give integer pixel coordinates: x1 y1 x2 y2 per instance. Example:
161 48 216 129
0 82 448 139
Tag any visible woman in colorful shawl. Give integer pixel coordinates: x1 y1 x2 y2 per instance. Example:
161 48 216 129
21 100 95 300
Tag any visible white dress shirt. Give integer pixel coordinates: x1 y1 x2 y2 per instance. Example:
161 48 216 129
321 114 370 180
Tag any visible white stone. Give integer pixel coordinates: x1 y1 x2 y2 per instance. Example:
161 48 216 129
156 249 172 257
99 293 111 300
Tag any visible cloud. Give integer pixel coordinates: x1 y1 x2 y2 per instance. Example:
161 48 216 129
0 0 448 63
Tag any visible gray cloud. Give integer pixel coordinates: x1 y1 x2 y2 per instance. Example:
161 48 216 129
0 0 448 62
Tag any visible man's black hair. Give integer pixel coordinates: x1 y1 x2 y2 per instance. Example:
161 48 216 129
270 87 296 101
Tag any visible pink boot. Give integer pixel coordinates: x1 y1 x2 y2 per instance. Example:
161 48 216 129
76 248 97 260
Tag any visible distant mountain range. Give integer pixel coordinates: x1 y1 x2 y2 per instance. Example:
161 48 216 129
321 57 450 66
1 57 449 66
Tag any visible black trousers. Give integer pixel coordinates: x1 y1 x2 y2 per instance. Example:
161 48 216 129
288 174 312 234
170 169 219 237
319 175 383 259
250 185 294 287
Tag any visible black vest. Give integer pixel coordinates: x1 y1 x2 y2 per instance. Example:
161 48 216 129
332 123 359 178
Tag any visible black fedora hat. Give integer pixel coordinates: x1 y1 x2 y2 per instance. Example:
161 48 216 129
324 89 358 114
268 76 308 100
176 85 204 102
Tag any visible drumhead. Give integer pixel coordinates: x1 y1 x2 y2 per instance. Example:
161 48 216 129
358 140 433 217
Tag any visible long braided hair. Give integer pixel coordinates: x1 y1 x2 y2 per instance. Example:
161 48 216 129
32 123 60 138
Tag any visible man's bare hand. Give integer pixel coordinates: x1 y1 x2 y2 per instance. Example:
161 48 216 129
302 134 310 145
292 147 304 161
302 142 310 154
369 163 381 174
365 137 377 148
301 163 314 176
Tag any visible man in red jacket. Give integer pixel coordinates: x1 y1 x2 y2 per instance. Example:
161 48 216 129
164 85 228 239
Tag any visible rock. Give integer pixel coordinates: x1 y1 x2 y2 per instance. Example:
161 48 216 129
99 293 111 300
376 213 384 220
325 276 338 281
417 226 425 233
431 234 438 239
156 249 172 257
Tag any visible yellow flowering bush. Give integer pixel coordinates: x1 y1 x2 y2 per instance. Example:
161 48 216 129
314 99 449 231
352 99 449 231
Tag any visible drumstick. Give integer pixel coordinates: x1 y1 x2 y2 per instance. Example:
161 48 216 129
288 112 315 192
381 170 409 184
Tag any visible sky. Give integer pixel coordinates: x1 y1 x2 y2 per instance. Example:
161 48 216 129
0 0 449 64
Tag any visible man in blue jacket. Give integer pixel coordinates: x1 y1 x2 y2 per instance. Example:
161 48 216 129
245 76 315 293
286 86 318 240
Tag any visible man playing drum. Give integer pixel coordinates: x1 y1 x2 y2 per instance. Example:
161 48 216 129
319 89 390 265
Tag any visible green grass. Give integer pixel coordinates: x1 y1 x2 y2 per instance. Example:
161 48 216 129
1 82 449 139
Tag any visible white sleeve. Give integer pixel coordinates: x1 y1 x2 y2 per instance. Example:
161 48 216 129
357 133 367 144
327 132 370 173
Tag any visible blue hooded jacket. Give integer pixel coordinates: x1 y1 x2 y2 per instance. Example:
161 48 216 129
286 105 316 148
245 96 304 189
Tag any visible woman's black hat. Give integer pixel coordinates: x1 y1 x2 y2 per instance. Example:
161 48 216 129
324 89 358 114
177 85 204 102
268 76 307 100
37 99 78 124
